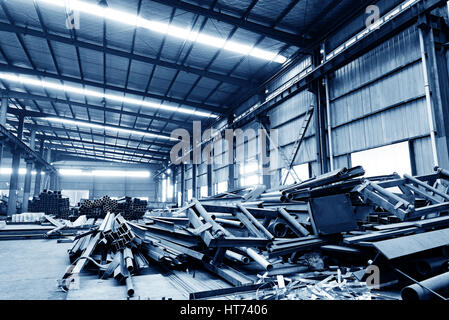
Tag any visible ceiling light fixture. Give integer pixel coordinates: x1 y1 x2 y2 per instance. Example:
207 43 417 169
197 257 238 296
0 72 216 118
45 117 178 142
37 0 287 64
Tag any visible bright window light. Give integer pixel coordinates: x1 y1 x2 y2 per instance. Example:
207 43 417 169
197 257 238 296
0 73 216 118
241 174 261 187
282 163 309 185
167 177 173 201
200 185 208 198
37 0 287 64
240 161 259 175
45 117 176 141
187 189 193 201
161 178 167 202
351 142 412 177
0 168 43 175
58 169 90 176
217 181 228 193
178 191 182 206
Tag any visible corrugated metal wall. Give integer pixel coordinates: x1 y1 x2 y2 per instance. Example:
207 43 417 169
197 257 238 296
263 25 434 190
328 26 432 174
169 22 438 198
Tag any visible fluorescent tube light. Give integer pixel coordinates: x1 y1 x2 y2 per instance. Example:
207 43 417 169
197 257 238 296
58 168 151 178
0 72 216 118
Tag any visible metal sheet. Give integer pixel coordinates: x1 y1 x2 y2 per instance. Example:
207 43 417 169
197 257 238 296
309 194 358 235
369 228 449 260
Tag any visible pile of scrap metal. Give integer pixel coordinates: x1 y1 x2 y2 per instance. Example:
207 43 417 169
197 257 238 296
61 166 449 300
134 199 373 300
61 212 150 298
256 166 449 300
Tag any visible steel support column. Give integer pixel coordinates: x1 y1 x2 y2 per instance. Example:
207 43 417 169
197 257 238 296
259 115 271 189
171 167 176 202
22 161 33 212
34 140 44 197
192 164 197 199
311 49 329 176
22 130 36 212
207 163 213 197
0 95 6 169
7 116 24 216
180 164 185 205
418 16 449 170
0 94 7 126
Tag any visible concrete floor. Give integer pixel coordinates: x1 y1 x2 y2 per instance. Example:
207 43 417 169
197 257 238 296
0 238 230 300
0 239 72 300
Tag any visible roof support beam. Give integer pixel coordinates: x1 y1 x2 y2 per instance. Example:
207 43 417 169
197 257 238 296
34 134 169 158
149 0 306 48
0 122 55 171
0 22 250 88
45 142 164 162
26 115 176 141
0 64 224 115
7 120 174 150
53 150 156 164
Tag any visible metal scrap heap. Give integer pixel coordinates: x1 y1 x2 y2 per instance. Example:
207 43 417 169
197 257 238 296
61 166 449 300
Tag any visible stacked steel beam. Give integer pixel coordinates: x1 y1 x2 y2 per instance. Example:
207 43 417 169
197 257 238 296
28 190 70 219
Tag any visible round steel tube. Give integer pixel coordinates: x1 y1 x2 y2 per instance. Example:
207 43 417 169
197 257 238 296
401 271 449 300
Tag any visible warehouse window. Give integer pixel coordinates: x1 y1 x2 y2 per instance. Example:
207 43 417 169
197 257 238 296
200 185 208 198
0 168 45 175
240 160 261 187
281 163 310 185
61 190 90 206
178 192 182 206
351 142 412 177
217 181 228 194
161 178 167 202
167 179 173 201
187 189 192 201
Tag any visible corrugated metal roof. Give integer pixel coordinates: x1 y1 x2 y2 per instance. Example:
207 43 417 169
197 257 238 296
0 0 365 164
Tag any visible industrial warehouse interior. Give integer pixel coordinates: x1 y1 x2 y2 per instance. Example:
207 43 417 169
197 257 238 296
2 0 449 306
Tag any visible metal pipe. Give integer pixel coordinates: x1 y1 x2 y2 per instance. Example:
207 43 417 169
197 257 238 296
415 257 449 277
215 218 244 228
401 271 449 300
278 208 309 236
243 247 273 271
237 204 274 240
126 276 135 297
225 250 250 264
325 75 334 171
418 27 439 167
123 247 134 272
267 221 288 238
404 173 449 202
435 166 449 181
